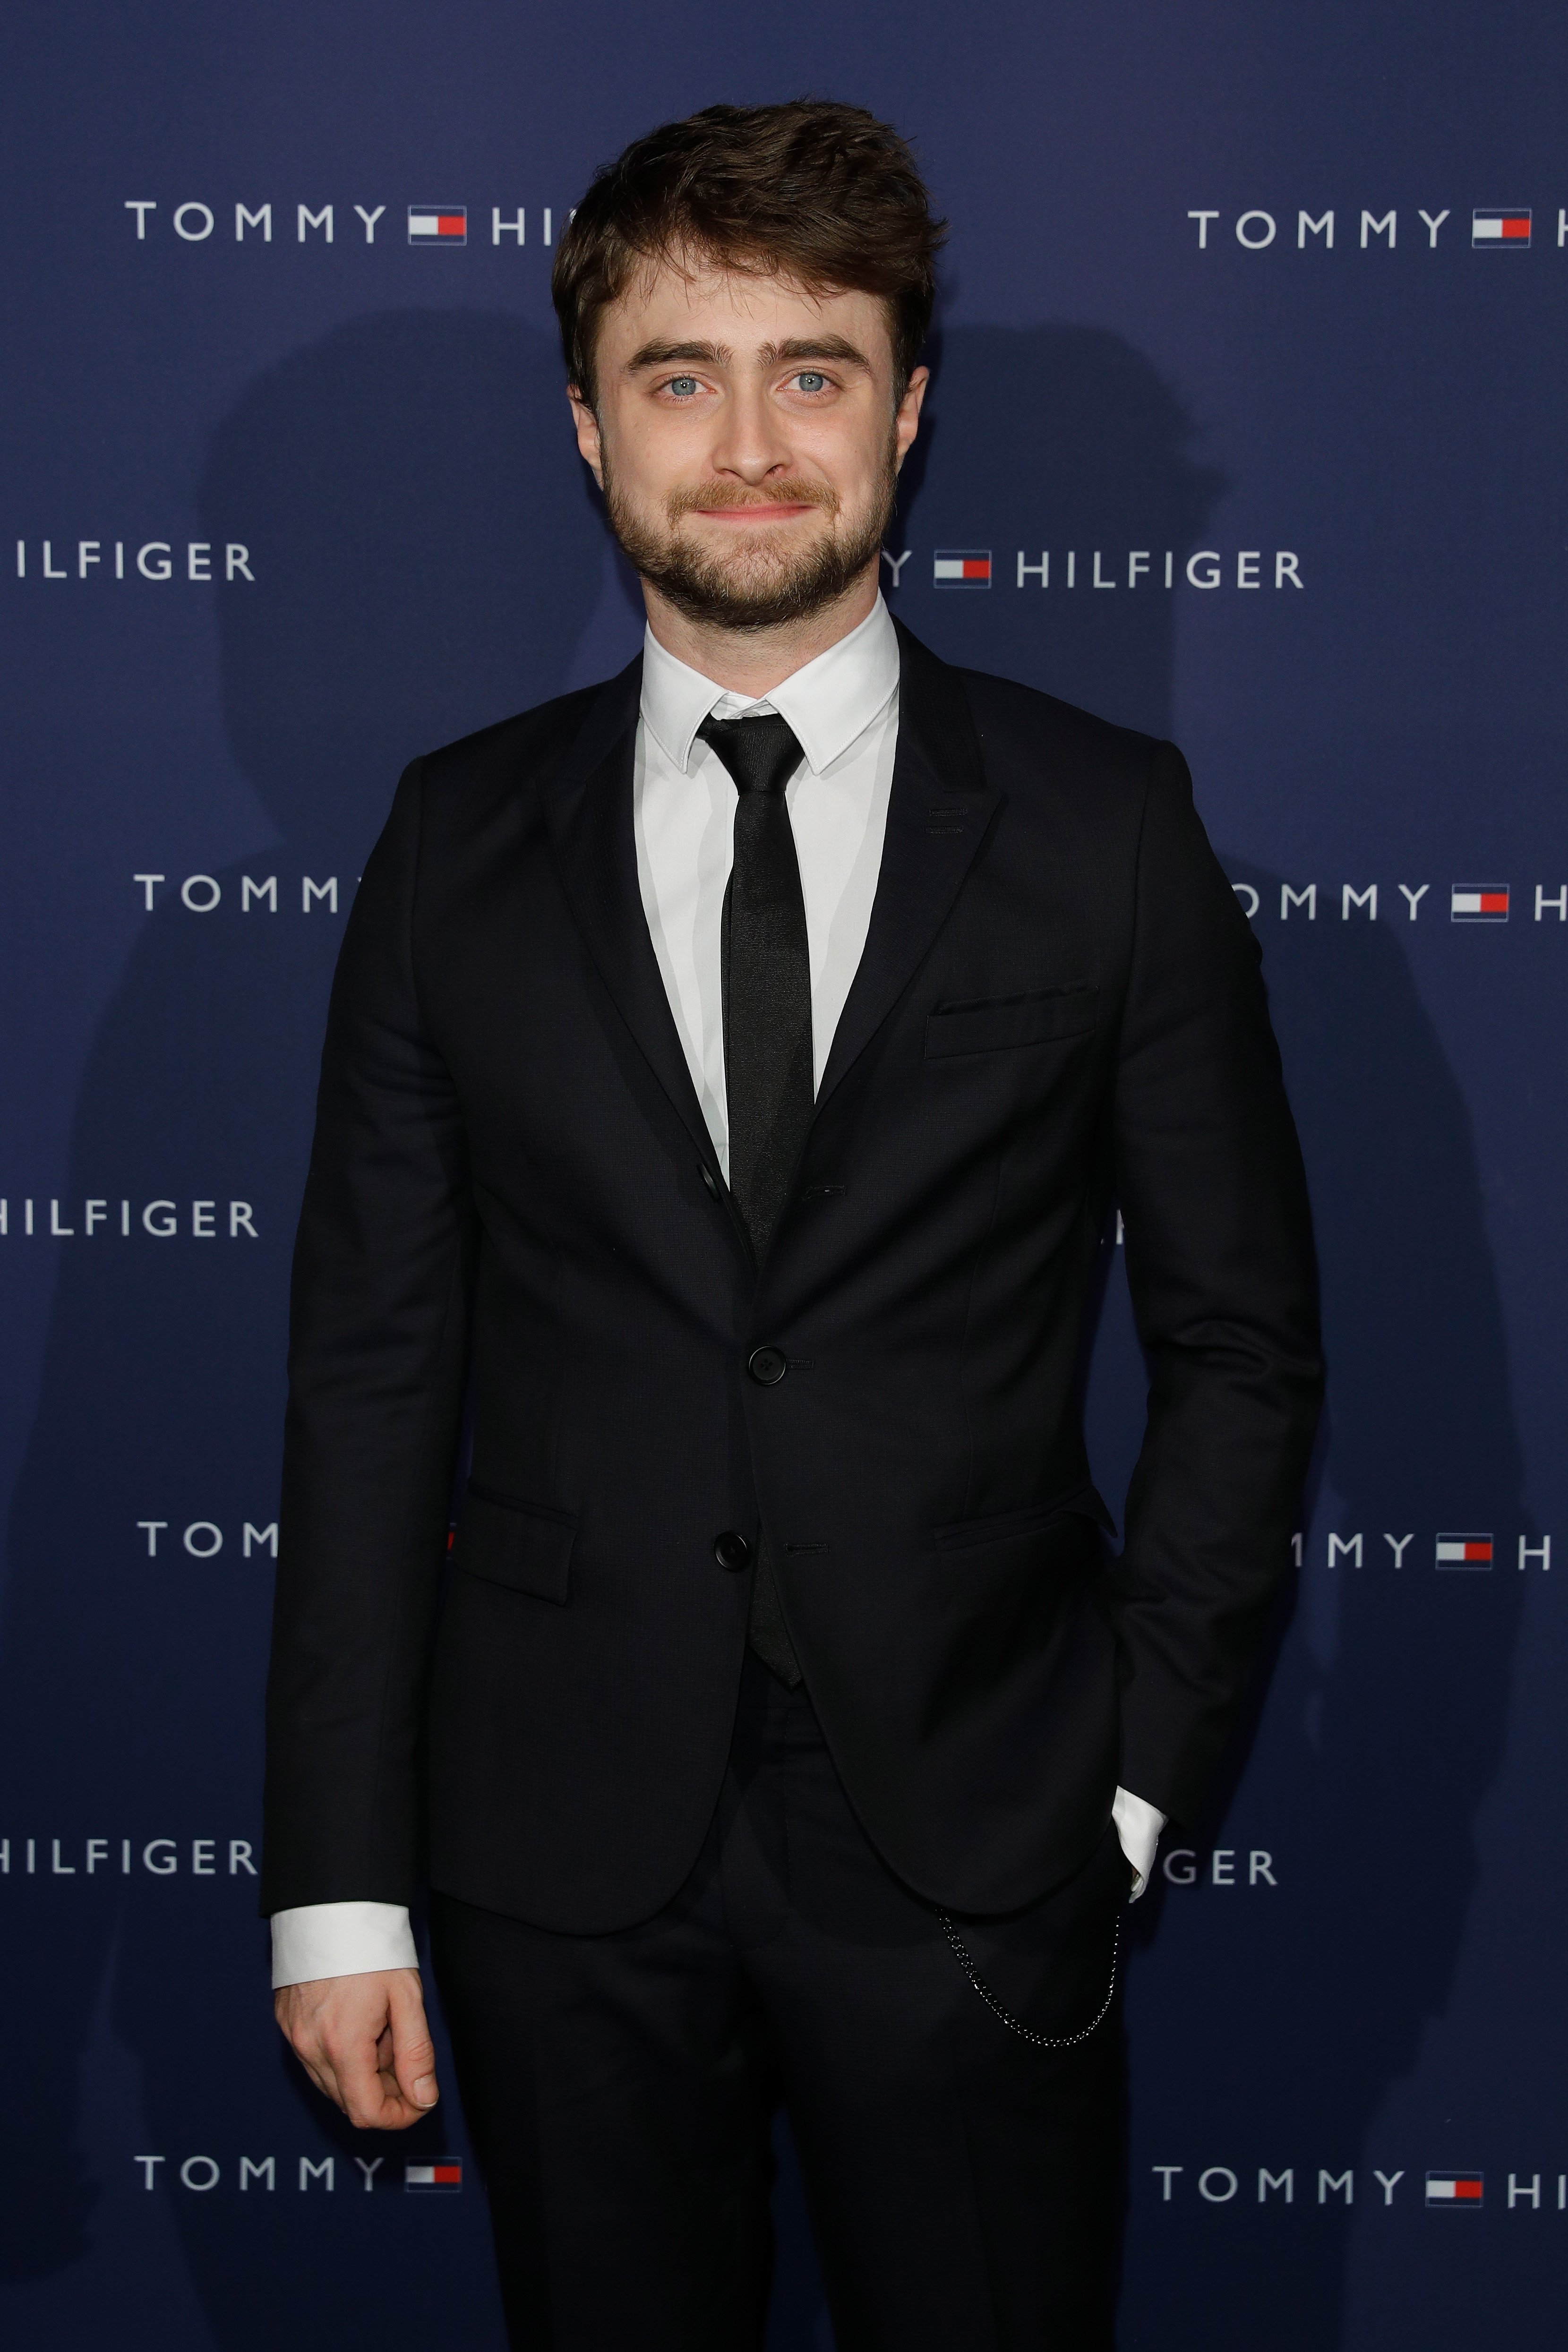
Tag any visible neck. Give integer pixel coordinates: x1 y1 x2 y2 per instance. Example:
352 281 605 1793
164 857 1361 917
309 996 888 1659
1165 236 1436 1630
641 563 881 698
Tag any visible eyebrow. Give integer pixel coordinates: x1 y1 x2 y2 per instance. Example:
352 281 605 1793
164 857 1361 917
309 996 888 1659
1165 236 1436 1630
623 335 874 376
624 340 731 372
766 337 873 372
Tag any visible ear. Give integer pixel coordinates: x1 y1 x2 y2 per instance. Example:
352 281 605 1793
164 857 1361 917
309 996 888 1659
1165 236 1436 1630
893 366 930 472
567 385 604 489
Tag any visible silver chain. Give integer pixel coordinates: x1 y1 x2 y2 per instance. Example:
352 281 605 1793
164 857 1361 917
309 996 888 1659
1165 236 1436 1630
935 1911 1120 2049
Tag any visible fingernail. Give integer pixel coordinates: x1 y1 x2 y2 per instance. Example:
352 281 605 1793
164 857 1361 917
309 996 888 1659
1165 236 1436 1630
414 2077 437 2106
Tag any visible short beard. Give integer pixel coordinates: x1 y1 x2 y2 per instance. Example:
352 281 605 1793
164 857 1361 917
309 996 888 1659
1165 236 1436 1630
601 439 900 633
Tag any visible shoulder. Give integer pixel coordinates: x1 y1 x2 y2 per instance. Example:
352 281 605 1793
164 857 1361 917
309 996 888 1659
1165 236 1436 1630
892 622 1181 814
366 668 636 886
416 676 617 797
954 662 1178 801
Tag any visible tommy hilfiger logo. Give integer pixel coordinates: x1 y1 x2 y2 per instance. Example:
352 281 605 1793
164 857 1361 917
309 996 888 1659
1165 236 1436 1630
933 550 993 588
131 2153 464 2193
407 207 466 246
1427 2172 1485 2207
1152 2165 1559 2211
123 201 556 247
1434 1534 1494 1569
1471 211 1531 248
1232 882 1565 924
0 1199 257 1239
1450 885 1509 922
14 539 253 582
1185 206 1565 252
1306 1529 1550 1572
883 548 1304 592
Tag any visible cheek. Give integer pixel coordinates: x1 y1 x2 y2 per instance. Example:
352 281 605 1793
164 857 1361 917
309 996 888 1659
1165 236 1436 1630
619 408 712 494
805 410 893 496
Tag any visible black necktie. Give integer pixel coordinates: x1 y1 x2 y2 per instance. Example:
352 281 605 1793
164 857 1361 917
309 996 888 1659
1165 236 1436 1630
697 710 810 1687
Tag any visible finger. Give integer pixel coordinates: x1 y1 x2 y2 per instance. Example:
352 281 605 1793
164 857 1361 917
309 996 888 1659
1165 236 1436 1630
366 2071 428 2129
388 1975 440 2112
337 2046 398 2127
274 1977 425 2129
300 2054 349 2113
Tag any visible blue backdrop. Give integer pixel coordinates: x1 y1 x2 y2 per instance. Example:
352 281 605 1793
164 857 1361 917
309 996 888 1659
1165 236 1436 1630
2 5 1564 2344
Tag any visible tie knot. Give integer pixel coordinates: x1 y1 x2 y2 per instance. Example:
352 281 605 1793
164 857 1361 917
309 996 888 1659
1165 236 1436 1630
697 711 804 799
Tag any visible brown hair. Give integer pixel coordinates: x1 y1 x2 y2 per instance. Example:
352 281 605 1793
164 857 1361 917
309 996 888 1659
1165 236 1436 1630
552 100 946 406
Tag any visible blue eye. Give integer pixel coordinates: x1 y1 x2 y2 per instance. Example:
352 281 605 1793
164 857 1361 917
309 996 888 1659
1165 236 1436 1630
667 376 698 397
794 371 827 393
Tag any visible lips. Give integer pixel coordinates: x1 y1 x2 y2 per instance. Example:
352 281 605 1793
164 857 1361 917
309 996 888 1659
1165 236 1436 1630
670 477 837 524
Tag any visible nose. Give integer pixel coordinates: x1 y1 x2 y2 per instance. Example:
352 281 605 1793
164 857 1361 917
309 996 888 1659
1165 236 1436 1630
705 373 795 486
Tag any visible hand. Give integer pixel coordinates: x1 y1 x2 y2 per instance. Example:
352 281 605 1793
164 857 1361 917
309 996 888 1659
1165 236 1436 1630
274 1967 439 2130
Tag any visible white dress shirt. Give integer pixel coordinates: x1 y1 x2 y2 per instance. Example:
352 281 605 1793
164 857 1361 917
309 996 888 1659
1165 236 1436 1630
270 595 1163 1988
634 590 900 1161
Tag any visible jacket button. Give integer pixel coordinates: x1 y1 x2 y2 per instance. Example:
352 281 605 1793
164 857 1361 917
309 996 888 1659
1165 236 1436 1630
747 1345 788 1386
713 1530 751 1572
701 1164 720 1200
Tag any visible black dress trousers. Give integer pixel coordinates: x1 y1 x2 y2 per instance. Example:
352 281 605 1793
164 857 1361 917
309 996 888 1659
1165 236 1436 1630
431 1655 1126 2352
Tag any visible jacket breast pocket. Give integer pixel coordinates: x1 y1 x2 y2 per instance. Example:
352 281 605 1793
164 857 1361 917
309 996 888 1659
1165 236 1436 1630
456 1482 576 1604
924 984 1097 1059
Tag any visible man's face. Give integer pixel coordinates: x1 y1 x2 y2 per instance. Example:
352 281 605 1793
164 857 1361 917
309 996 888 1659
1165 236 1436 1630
569 258 927 631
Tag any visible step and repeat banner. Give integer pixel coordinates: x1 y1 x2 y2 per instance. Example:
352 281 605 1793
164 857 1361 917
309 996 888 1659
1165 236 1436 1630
1 5 1562 2347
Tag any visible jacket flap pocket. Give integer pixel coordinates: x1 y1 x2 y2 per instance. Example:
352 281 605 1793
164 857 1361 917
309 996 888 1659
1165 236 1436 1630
933 1483 1116 1553
457 1483 576 1604
925 984 1098 1059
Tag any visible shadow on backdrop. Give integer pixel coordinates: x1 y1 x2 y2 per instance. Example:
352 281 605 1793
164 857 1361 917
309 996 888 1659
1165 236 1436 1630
1106 868 1526 2352
891 320 1226 737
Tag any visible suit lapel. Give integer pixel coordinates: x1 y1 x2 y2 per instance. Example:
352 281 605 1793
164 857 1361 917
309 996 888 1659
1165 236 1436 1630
541 655 718 1164
540 625 1000 1163
815 622 1001 1112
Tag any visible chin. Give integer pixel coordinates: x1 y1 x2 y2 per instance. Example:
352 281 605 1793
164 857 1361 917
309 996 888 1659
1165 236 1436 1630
610 491 884 629
688 520 832 573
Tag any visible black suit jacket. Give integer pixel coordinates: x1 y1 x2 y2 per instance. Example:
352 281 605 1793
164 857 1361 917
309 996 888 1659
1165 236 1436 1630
262 622 1322 1933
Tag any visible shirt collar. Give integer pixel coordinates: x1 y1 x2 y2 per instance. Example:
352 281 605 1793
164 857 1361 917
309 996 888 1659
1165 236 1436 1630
639 593 900 777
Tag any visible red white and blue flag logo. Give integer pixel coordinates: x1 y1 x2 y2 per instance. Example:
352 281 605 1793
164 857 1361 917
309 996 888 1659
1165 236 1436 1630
1426 2171 1484 2207
405 2160 463 2192
408 207 467 247
934 550 992 588
1435 1533 1493 1569
1450 886 1509 923
1472 209 1531 248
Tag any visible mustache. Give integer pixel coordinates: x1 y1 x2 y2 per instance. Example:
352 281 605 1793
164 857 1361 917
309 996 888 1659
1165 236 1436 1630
666 478 841 521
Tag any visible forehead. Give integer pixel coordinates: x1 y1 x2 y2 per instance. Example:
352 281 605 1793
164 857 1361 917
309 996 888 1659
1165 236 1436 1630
600 255 893 369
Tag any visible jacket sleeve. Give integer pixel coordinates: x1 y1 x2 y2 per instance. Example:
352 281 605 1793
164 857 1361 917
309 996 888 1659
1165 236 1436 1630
261 758 477 1914
1110 741 1323 1824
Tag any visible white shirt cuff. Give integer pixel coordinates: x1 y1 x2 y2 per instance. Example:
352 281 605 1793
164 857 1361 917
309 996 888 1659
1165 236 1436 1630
1113 1786 1167 1902
270 1901 419 1989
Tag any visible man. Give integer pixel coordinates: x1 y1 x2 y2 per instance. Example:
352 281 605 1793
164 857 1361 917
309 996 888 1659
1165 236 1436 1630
265 100 1322 2349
